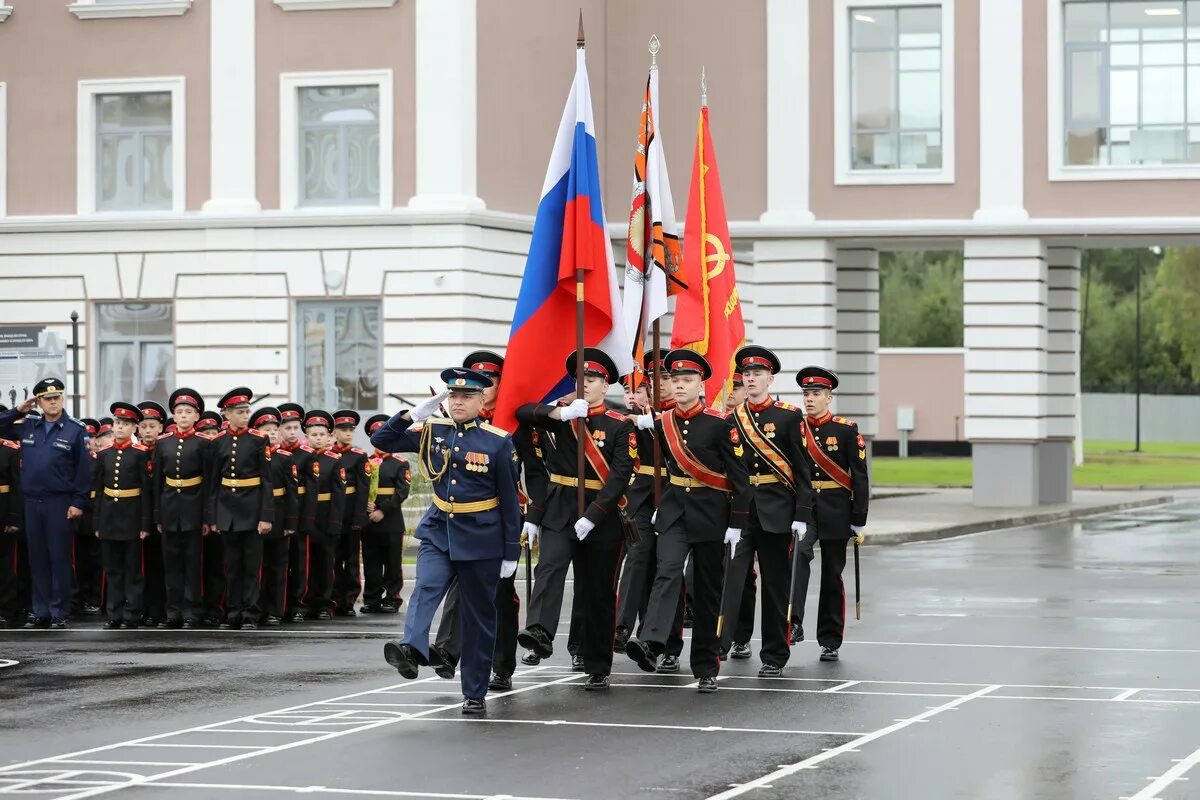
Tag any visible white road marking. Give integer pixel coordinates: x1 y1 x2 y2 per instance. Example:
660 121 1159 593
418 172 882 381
143 783 580 799
705 685 1002 800
851 640 1200 654
1124 743 1200 800
415 718 867 737
824 681 860 693
0 659 18 669
1112 689 1141 701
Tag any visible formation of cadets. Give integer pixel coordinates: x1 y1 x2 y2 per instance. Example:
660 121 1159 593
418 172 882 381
1 343 869 716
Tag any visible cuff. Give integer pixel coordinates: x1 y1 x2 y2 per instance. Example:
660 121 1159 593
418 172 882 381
793 505 814 525
584 500 608 524
851 513 868 527
525 504 544 526
728 509 749 528
504 541 520 562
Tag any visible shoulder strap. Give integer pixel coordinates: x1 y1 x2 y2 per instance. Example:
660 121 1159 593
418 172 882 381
802 418 852 491
661 410 732 492
734 405 795 489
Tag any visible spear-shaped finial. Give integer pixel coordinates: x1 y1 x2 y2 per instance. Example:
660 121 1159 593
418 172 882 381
649 34 660 66
577 10 585 49
701 65 707 106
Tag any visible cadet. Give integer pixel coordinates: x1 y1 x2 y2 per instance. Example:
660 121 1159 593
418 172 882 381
194 410 224 625
73 418 103 617
792 367 869 662
331 410 370 617
0 412 26 628
302 410 346 620
361 414 410 614
277 403 316 623
625 350 751 692
374 367 521 715
252 407 299 626
0 378 92 629
137 400 168 628
206 388 273 630
154 389 210 629
515 349 635 691
196 412 221 437
719 346 813 675
94 403 153 630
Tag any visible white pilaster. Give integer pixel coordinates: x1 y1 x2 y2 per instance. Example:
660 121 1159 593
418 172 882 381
753 238 836 404
409 0 484 211
974 0 1027 223
761 0 814 224
1047 246 1082 482
203 0 260 213
836 248 879 437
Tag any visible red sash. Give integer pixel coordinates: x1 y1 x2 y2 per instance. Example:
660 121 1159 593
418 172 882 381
569 419 627 509
661 410 733 492
802 418 852 491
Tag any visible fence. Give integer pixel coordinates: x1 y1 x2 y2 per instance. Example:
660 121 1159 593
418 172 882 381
1082 393 1200 443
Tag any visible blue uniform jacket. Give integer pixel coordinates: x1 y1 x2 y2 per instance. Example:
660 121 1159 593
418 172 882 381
371 413 521 562
0 409 91 508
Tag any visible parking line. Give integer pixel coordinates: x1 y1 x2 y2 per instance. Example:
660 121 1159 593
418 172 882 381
1124 743 1200 800
415 718 868 737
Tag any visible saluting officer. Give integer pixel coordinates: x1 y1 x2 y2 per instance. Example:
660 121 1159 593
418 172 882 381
206 388 273 630
277 403 316 623
137 400 168 628
0 378 92 629
331 410 370 617
792 367 869 662
360 414 411 615
252 406 299 626
719 346 814 675
94 403 154 630
154 389 210 629
0 412 26 628
373 367 521 716
625 350 751 692
302 410 346 620
515 348 635 691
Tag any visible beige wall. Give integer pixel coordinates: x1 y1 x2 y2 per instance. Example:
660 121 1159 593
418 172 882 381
877 350 965 440
254 0 416 210
808 0 980 220
477 0 767 221
0 1 211 214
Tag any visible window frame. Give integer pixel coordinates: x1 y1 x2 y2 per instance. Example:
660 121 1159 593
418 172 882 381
834 0 957 185
77 77 187 215
294 299 384 415
1049 0 1200 181
279 70 394 212
67 1 192 20
93 302 176 414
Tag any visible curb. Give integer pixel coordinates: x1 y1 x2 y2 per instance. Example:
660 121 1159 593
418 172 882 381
868 494 1175 546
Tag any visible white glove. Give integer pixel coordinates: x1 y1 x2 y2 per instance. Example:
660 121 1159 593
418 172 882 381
635 413 655 431
411 391 449 423
523 521 539 549
651 510 658 529
724 528 742 548
558 398 590 421
791 520 805 535
851 525 865 544
500 560 518 579
574 517 595 541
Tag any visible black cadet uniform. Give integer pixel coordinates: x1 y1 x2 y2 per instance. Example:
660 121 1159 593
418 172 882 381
253 407 299 626
153 389 210 628
516 349 635 685
94 403 154 628
361 414 411 613
331 410 370 616
625 350 751 688
278 403 315 623
206 388 273 629
137 400 168 626
0 423 27 627
719 347 814 673
792 367 869 660
303 410 346 619
195 410 225 624
72 419 102 616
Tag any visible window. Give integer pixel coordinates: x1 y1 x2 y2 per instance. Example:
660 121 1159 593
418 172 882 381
95 303 174 413
297 301 381 412
1062 0 1200 167
78 78 186 214
834 1 956 184
279 70 394 210
67 1 192 20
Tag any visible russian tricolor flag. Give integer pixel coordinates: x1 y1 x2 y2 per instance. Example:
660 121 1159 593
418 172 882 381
494 45 632 433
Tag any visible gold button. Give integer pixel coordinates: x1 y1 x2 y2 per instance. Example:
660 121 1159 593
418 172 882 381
449 512 455 519
685 487 691 493
451 480 457 485
454 447 460 452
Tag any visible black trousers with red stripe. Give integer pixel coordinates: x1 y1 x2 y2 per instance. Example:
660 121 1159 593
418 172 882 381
101 538 144 622
221 530 263 624
793 535 848 650
719 523 792 666
259 536 290 619
285 532 309 616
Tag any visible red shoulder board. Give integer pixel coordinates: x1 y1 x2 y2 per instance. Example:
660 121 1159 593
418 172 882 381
249 429 267 438
390 453 408 463
1 439 19 450
328 451 342 460
774 400 798 411
213 431 228 439
703 408 728 419
299 444 315 453
94 443 113 454
833 416 857 427
351 446 366 455
605 409 627 421
132 443 149 451
158 431 176 441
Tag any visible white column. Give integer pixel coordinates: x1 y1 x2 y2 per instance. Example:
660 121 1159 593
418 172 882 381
1046 246 1081 495
836 248 879 438
964 238 1048 506
753 238 836 404
761 0 814 224
974 0 1027 223
408 0 484 211
203 0 260 213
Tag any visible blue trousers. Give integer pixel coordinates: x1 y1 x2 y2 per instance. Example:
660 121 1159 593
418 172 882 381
403 540 500 701
24 496 75 619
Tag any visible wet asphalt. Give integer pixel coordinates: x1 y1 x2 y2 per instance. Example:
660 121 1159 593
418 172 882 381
1 502 1198 800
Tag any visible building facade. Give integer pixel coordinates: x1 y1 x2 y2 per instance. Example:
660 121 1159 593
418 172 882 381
1 0 1196 505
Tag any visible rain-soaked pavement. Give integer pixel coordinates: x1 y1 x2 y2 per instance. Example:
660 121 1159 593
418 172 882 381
1 501 1198 800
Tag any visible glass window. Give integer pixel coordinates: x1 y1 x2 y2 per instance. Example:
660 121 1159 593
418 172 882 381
849 5 943 170
95 92 173 211
297 301 380 412
95 303 173 413
1063 0 1200 165
298 85 381 206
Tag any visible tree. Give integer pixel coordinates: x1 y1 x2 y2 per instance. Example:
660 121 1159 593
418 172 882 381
1154 247 1200 382
880 251 963 348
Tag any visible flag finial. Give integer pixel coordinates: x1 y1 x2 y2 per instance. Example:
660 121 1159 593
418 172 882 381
701 66 707 106
648 34 660 66
577 10 585 49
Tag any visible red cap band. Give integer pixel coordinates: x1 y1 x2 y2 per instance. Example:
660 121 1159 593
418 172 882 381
98 423 112 433
471 361 501 374
142 407 163 419
85 424 97 435
740 356 772 370
334 416 356 426
582 361 610 380
802 376 832 388
223 395 249 407
305 416 329 428
174 395 200 409
280 409 301 420
368 421 384 433
253 413 279 426
671 360 704 374
113 407 139 421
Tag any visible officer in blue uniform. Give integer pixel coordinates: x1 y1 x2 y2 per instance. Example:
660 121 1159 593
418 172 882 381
373 367 521 716
0 378 92 629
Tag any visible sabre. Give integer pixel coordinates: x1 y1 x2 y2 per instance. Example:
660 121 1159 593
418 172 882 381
524 541 533 608
853 538 862 621
714 541 735 638
785 528 803 643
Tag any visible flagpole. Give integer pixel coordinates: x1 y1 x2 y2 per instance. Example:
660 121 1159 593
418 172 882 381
646 35 665 508
574 12 587 519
